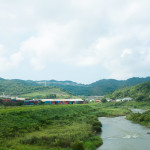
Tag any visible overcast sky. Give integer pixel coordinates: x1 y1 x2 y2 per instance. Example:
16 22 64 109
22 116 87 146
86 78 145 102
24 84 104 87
0 0 150 83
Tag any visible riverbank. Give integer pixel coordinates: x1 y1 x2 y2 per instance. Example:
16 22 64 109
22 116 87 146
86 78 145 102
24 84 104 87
126 110 150 128
1 102 148 149
0 103 132 150
100 101 150 128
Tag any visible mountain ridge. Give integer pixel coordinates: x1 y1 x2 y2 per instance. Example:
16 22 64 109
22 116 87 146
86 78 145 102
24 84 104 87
0 77 150 96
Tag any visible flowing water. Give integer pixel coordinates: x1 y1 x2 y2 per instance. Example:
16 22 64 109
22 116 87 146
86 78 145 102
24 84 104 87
97 109 150 150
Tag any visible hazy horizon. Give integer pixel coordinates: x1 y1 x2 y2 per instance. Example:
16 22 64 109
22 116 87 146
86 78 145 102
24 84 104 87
1 76 150 85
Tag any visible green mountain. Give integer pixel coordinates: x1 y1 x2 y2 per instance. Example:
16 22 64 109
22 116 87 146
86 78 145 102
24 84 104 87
37 77 150 96
108 82 150 101
1 77 150 96
0 78 73 98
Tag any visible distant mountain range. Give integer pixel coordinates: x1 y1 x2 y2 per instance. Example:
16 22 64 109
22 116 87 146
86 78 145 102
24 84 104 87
36 77 150 96
0 77 150 96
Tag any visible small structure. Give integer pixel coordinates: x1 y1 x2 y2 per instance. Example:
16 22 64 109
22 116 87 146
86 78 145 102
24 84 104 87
96 100 101 102
16 97 26 101
116 99 122 102
116 97 133 102
121 97 133 101
106 98 112 102
24 100 40 105
2 99 12 103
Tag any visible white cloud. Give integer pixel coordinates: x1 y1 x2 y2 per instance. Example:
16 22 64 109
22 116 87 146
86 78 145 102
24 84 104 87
20 21 80 70
121 49 132 58
0 45 23 72
0 0 150 81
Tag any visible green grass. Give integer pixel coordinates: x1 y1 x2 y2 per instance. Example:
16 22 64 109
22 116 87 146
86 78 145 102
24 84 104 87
0 103 136 150
0 104 104 150
20 87 77 99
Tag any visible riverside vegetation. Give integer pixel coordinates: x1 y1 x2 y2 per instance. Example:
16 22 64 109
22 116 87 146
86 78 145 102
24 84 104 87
101 101 150 128
0 103 131 150
126 110 150 128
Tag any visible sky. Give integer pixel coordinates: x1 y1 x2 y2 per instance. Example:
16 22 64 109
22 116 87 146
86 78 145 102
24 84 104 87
0 0 150 84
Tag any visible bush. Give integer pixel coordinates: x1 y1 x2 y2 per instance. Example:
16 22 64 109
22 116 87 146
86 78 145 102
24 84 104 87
84 141 96 150
71 141 84 150
88 136 103 147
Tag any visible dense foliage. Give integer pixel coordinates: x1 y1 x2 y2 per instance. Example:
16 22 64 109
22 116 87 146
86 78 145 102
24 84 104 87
1 77 150 96
108 82 150 102
37 77 150 96
0 104 103 150
126 110 150 127
0 78 75 99
0 103 131 150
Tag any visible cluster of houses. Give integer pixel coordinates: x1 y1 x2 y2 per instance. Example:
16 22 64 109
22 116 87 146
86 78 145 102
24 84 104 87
0 97 86 105
0 94 133 105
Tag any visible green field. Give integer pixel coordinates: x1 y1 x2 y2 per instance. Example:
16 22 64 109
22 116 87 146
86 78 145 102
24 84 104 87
1 101 149 150
0 103 132 150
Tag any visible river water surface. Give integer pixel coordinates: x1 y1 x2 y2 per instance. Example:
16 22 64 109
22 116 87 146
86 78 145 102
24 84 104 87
97 110 150 150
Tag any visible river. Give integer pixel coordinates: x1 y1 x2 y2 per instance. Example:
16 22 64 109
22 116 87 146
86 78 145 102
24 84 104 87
97 109 150 150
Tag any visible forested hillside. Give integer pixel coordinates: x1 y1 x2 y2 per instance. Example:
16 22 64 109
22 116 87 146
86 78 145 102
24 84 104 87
108 82 150 101
0 78 72 98
37 77 150 96
0 77 150 96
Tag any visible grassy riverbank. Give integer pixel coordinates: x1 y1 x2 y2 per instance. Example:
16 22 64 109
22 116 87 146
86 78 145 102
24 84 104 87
99 101 150 110
126 110 150 128
0 104 131 150
99 101 150 128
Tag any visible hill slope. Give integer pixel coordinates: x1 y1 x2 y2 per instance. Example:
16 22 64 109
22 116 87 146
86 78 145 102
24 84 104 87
89 77 150 95
1 77 150 96
0 78 74 98
37 77 150 96
108 82 150 101
20 87 77 99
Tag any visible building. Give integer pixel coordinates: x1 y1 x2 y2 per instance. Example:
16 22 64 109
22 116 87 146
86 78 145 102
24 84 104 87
116 97 133 102
96 100 101 102
16 97 26 101
24 100 40 105
1 97 85 105
41 99 84 104
121 97 133 101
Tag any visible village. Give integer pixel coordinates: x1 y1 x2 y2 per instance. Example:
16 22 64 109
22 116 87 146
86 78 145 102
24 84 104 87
0 97 86 105
0 94 133 106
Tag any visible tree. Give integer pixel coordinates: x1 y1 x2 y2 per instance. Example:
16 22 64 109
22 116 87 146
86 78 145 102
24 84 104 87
135 95 145 102
101 98 107 103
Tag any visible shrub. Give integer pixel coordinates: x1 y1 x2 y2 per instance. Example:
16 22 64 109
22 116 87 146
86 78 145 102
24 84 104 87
71 141 84 150
84 141 96 150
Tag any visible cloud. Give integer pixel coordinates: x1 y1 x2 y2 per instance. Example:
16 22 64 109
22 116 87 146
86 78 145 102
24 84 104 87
121 49 132 58
20 21 81 70
0 0 150 81
0 45 23 72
